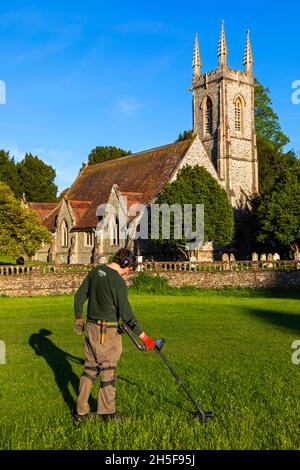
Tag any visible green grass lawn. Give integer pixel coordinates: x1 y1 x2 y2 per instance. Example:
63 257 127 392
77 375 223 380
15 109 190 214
0 253 50 266
0 253 15 265
0 290 299 450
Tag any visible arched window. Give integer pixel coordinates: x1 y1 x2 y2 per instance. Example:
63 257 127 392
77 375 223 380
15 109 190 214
61 220 69 247
234 97 243 133
204 97 213 135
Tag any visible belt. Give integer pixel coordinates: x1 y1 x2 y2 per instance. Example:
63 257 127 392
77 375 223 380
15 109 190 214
87 319 119 328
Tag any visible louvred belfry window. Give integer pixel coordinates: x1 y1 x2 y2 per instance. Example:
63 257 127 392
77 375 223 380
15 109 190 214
235 98 242 132
205 97 213 135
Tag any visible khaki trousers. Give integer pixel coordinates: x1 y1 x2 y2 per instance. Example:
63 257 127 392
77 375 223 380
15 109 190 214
77 322 122 416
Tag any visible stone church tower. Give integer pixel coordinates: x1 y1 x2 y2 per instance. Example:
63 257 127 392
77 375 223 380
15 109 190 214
192 21 259 208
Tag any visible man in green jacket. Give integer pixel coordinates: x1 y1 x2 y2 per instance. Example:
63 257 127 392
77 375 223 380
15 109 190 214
74 248 156 422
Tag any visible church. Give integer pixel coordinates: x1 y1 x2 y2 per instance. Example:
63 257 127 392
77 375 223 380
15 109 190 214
30 22 259 264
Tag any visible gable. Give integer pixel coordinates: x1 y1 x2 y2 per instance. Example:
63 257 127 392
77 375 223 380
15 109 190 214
56 199 74 228
169 135 224 187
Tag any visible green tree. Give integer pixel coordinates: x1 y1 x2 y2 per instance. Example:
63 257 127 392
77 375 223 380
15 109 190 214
0 182 52 258
256 136 300 196
0 150 21 197
17 153 57 202
87 146 132 166
154 166 234 258
251 82 300 257
255 79 290 151
176 130 194 142
253 171 300 259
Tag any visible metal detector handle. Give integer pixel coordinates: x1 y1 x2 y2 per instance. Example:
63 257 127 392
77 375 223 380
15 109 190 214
121 323 147 352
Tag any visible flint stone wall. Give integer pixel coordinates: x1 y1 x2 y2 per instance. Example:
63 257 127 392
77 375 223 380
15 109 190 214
0 270 300 297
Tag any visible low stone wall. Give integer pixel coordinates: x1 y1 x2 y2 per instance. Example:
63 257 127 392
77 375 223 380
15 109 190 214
0 269 299 297
154 271 300 289
0 272 88 297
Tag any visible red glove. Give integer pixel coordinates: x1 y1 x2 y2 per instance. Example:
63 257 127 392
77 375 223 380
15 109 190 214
139 332 156 351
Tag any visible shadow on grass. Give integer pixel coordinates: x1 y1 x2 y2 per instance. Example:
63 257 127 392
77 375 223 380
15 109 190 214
216 288 300 300
28 329 97 415
244 308 300 335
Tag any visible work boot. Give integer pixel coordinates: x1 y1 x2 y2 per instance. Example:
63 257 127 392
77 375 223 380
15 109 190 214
74 412 95 423
98 413 125 422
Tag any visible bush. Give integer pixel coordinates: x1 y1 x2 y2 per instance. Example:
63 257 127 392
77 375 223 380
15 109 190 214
131 273 171 294
107 253 116 264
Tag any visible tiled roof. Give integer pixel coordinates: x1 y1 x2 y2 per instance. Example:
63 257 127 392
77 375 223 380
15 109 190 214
44 204 59 231
119 191 144 224
69 200 91 227
45 139 193 230
119 191 144 210
27 202 58 220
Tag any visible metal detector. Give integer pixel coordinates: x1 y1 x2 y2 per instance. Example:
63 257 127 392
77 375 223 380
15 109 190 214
121 323 215 423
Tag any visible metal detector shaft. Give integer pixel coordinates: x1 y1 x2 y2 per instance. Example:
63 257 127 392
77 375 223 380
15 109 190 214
155 348 207 421
121 322 214 422
121 323 146 351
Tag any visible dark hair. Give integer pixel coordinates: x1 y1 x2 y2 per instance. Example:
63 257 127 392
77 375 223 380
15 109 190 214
113 248 137 269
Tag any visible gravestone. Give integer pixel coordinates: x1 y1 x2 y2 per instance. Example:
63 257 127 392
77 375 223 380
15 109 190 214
190 255 197 270
267 254 274 268
252 253 259 262
222 253 230 271
137 255 143 272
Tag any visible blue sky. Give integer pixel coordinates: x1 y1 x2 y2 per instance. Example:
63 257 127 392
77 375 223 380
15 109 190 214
0 0 299 193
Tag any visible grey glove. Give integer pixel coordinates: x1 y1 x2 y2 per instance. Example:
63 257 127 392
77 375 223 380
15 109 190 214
74 320 85 335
